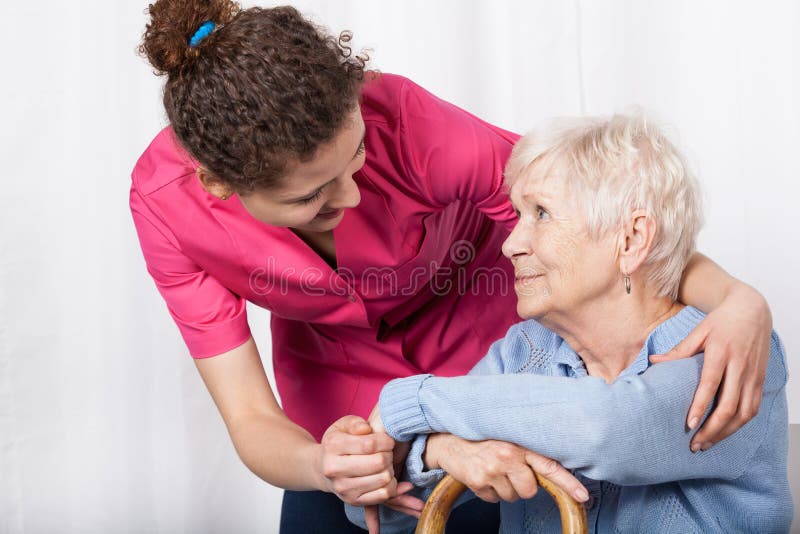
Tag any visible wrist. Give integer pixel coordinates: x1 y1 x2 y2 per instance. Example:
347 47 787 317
423 433 448 471
308 442 330 492
730 282 772 325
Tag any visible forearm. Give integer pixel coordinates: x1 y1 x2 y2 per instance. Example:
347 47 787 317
193 339 328 491
678 252 756 312
228 412 325 491
381 356 775 484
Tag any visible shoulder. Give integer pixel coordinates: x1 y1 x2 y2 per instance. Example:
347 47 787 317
359 72 462 126
359 72 424 125
131 126 198 196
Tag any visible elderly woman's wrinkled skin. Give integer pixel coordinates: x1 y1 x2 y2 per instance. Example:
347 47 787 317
502 170 682 383
504 173 615 323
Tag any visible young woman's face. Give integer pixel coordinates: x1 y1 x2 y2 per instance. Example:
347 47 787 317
237 108 366 232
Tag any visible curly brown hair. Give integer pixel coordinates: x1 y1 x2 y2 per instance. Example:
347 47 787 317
139 1 368 193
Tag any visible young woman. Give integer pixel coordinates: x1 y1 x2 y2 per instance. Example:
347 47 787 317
131 2 774 532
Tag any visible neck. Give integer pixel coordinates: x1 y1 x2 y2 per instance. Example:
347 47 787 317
539 289 684 383
291 228 337 269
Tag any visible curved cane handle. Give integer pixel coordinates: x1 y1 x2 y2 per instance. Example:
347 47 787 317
414 473 588 534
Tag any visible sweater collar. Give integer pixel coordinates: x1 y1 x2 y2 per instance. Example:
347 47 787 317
552 306 707 378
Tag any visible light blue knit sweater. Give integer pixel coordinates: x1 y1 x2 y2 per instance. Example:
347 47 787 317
347 306 792 533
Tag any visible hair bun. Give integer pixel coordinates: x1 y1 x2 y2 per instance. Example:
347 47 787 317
139 0 240 76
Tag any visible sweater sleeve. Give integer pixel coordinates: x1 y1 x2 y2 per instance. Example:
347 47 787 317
397 78 520 230
402 323 528 485
382 330 788 486
129 183 252 358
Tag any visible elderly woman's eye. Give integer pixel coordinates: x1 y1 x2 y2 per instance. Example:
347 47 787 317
514 209 521 218
537 207 549 220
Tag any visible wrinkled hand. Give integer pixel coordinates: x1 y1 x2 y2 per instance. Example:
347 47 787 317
650 285 772 451
425 433 588 504
317 415 398 506
364 405 424 534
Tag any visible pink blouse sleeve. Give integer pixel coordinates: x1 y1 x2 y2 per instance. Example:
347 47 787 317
397 78 520 230
129 185 252 359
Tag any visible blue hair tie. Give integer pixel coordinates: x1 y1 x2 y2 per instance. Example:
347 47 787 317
189 21 216 48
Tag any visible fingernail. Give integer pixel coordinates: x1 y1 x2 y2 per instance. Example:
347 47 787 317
690 442 700 453
688 417 699 430
575 488 589 502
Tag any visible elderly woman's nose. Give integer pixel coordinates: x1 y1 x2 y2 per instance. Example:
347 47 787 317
502 224 531 259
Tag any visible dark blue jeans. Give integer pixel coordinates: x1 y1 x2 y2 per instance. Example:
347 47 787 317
279 489 500 533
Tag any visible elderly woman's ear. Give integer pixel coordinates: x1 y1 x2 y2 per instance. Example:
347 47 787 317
617 209 657 282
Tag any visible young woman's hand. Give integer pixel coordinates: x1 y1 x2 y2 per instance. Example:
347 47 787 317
363 405 424 534
424 433 588 504
650 284 772 451
316 415 399 506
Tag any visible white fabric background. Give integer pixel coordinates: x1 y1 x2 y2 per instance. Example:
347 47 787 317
1 1 798 532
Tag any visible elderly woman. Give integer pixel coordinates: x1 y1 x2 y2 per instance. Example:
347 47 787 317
350 113 792 533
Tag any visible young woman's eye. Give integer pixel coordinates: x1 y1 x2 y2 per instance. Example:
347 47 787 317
355 140 366 156
299 189 324 205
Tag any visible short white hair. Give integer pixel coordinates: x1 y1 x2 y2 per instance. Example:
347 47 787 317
504 111 704 299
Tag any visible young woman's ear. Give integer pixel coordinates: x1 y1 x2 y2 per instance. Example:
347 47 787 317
196 168 234 200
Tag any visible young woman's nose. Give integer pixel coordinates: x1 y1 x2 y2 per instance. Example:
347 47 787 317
327 174 361 210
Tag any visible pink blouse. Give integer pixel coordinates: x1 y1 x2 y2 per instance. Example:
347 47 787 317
130 74 521 440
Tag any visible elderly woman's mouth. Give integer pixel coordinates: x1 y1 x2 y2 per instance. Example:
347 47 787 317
515 274 542 284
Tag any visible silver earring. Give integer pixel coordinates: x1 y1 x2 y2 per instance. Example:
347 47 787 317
624 274 631 295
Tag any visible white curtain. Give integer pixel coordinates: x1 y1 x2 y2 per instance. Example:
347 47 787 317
2 1 798 532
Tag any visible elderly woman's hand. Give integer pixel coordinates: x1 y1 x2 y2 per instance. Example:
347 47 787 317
424 433 589 504
650 283 772 451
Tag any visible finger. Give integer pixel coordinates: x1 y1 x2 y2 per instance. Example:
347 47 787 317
341 471 397 502
692 366 744 449
354 478 399 506
334 415 373 436
327 431 396 455
701 374 763 447
732 343 767 429
685 355 725 431
525 452 588 503
736 374 763 429
386 495 424 512
385 502 422 519
365 505 379 534
487 475 519 503
395 481 417 495
473 488 501 503
710 414 753 447
650 323 708 363
324 451 393 478
386 493 425 516
506 464 539 500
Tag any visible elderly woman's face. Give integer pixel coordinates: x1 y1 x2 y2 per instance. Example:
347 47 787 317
503 170 619 322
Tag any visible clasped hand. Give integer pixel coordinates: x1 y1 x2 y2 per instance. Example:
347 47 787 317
317 410 423 534
424 433 589 505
